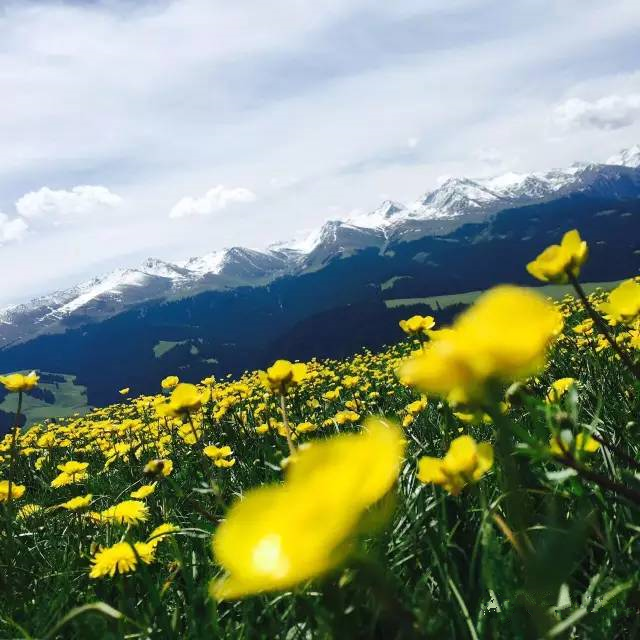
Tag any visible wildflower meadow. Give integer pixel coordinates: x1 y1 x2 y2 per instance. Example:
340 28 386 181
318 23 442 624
2 229 640 639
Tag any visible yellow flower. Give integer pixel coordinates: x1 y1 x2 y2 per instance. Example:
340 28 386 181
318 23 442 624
526 229 588 283
255 424 269 435
333 410 360 425
130 483 157 499
400 286 562 400
144 458 173 478
60 494 93 511
599 279 640 325
545 377 577 403
203 445 233 460
57 461 89 475
0 371 39 393
89 541 155 579
406 398 428 416
549 431 601 456
51 471 88 488
147 523 179 548
100 500 149 525
161 375 180 390
0 480 26 502
214 458 236 468
295 421 316 434
258 360 307 395
417 435 493 495
168 383 203 414
17 503 42 520
210 418 405 599
399 315 436 336
323 388 341 401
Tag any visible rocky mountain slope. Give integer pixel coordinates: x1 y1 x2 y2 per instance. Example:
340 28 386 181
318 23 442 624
1 145 639 348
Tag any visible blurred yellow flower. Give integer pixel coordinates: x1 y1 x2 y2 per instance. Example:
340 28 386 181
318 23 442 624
400 286 562 400
545 377 577 403
526 229 588 283
144 458 173 478
549 431 600 456
0 371 39 393
399 315 436 336
210 417 405 599
599 279 640 325
0 480 26 502
161 375 180 390
119 387 130 396
168 383 204 414
259 360 307 395
417 435 493 495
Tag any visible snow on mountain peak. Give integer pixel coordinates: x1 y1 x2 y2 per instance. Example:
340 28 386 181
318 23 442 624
53 269 152 317
419 177 504 215
1 143 639 344
140 258 188 280
178 251 226 276
346 200 407 229
607 145 640 168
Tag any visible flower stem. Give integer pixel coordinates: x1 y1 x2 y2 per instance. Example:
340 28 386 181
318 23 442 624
279 393 297 457
589 431 640 473
351 554 419 638
7 391 23 505
568 273 640 380
556 443 640 507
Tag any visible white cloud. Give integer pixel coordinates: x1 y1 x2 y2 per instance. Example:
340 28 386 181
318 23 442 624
16 186 123 222
553 94 640 130
407 137 420 149
0 213 28 245
0 0 639 304
169 186 257 219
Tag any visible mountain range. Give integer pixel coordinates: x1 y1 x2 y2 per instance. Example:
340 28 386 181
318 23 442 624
0 145 639 416
2 144 639 349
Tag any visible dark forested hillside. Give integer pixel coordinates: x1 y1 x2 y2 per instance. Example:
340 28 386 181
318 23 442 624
1 194 638 406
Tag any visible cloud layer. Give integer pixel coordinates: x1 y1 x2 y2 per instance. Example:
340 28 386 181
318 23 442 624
0 214 28 246
16 186 123 222
0 0 639 304
169 186 256 219
553 94 640 130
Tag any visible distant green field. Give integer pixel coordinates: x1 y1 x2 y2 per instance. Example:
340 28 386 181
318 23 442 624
384 280 623 309
0 371 90 426
381 275 413 291
153 340 187 358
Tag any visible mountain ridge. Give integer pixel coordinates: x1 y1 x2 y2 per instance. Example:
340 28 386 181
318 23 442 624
1 145 639 348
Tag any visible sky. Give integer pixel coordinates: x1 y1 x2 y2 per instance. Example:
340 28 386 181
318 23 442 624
1 0 640 305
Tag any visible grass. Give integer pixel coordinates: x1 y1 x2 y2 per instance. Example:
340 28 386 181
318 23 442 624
384 280 623 309
0 372 89 426
153 340 187 359
1 279 640 638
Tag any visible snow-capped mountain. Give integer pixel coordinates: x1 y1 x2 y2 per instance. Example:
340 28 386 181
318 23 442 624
1 145 639 347
607 144 640 168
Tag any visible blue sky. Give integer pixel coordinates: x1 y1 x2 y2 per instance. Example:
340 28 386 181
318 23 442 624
1 0 639 304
